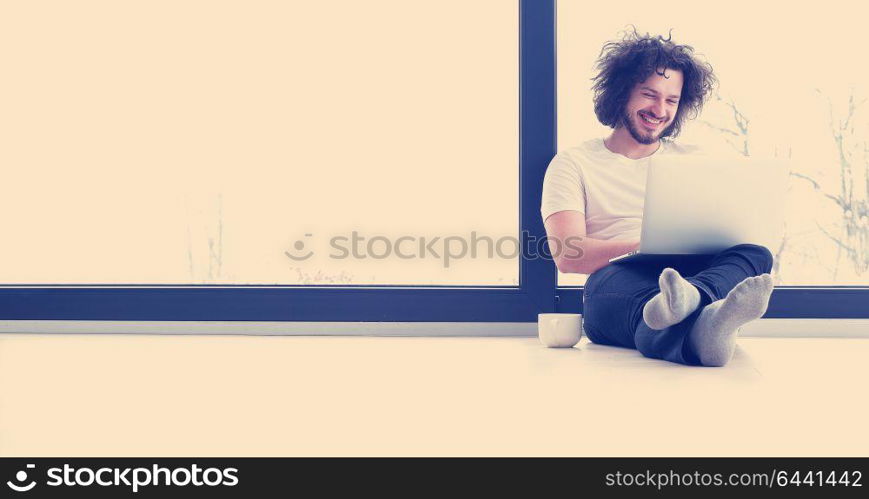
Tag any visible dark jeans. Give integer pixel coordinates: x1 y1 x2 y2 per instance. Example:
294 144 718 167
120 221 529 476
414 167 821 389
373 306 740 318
581 244 774 366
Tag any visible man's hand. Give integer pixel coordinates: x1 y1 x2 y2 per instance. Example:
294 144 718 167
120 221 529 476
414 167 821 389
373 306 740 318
544 210 641 274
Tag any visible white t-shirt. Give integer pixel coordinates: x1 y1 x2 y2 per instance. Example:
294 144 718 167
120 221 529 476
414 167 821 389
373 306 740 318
541 137 697 241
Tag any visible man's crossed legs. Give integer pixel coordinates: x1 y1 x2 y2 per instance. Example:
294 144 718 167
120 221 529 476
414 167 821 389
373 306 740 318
581 244 774 366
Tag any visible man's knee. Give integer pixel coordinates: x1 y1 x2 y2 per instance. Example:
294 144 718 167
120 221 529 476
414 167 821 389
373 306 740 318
725 243 773 274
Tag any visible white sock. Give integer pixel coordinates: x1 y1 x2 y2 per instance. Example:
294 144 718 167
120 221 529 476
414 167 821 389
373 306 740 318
688 274 774 367
642 268 701 330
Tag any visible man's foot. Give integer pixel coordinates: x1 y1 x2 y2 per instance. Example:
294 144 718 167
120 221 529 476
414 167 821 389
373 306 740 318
688 274 774 367
642 268 701 330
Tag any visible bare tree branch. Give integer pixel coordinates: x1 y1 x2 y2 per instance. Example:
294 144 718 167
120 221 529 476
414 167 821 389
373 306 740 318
816 222 857 260
699 120 739 137
788 172 848 210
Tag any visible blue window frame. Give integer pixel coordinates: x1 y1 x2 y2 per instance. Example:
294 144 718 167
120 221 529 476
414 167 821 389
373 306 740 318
0 0 865 322
555 288 869 319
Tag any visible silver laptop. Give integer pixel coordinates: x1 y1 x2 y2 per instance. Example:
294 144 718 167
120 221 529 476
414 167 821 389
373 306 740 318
609 155 789 264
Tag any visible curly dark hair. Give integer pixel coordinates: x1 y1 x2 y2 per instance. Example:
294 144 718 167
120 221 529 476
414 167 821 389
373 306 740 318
591 27 717 140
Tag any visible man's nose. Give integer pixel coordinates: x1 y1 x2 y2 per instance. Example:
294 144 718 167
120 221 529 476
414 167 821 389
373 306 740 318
650 100 665 117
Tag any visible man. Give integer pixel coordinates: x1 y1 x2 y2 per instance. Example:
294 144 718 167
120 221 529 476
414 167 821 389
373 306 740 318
541 29 774 367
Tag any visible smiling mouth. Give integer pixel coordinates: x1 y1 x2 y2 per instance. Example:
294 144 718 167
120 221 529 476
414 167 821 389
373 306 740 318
639 111 665 127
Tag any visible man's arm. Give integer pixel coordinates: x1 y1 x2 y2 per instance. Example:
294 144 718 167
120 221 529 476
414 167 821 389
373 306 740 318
543 210 640 275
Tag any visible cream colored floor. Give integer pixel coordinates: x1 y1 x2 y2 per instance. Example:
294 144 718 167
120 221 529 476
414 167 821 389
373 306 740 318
1 334 866 456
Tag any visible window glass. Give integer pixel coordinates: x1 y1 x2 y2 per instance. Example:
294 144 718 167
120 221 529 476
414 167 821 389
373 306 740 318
557 0 868 285
0 1 519 285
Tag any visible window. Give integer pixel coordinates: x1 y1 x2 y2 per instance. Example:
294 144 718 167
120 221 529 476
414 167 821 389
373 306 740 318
0 1 556 322
2 1 861 324
557 0 869 287
555 0 867 317
0 0 518 286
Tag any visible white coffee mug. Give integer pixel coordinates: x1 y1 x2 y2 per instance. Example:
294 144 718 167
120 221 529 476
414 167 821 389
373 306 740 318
538 313 583 348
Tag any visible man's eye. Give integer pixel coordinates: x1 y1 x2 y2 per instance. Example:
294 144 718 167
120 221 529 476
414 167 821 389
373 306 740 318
668 100 678 105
